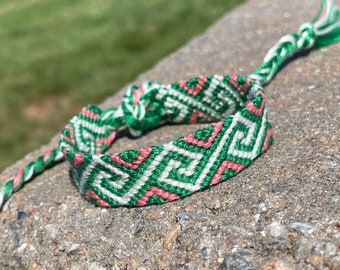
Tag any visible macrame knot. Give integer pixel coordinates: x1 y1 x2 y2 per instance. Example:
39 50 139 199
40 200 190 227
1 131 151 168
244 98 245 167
121 81 166 137
297 22 316 49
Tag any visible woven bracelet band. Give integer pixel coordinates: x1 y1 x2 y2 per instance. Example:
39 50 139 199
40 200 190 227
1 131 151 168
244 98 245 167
1 0 339 209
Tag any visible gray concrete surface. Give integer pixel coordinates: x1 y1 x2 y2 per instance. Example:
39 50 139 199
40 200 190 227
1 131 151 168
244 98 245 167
1 0 339 269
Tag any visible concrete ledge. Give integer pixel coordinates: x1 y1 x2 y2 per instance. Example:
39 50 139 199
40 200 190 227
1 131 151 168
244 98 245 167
1 0 339 268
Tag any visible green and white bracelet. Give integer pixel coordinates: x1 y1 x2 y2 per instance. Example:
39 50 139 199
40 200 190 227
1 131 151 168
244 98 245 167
1 0 339 209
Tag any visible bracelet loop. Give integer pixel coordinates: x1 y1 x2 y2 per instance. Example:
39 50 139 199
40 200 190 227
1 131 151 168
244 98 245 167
1 0 339 210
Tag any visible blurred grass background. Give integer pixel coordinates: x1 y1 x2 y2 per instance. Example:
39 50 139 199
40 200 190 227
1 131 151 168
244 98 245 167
0 0 245 172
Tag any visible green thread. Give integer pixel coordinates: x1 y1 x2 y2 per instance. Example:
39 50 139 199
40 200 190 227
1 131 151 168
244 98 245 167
0 0 339 210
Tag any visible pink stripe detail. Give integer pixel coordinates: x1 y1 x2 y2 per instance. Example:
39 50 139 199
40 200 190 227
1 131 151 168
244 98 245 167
86 190 109 207
61 125 75 145
62 148 71 156
229 75 252 96
81 107 99 119
43 150 52 162
247 91 266 116
262 128 274 152
179 75 206 95
73 153 84 168
210 161 245 186
96 131 117 154
137 186 180 206
13 169 25 189
314 2 328 25
110 147 152 169
133 86 144 107
184 121 223 148
189 109 212 124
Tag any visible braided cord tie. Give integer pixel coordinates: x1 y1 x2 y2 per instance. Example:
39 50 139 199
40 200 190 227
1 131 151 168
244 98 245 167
249 0 340 85
1 0 339 209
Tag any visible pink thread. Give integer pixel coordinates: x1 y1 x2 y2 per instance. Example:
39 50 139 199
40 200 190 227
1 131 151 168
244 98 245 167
247 92 266 116
229 75 252 96
13 169 25 189
133 86 144 107
210 161 245 186
314 1 328 25
60 125 75 145
62 148 70 157
81 107 99 119
73 153 84 168
43 150 52 162
95 131 117 154
137 186 180 206
179 75 206 95
262 128 274 152
189 109 212 124
86 189 109 207
184 121 223 148
110 148 152 169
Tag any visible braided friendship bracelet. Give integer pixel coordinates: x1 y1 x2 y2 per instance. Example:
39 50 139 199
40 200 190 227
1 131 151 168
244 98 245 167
1 0 339 209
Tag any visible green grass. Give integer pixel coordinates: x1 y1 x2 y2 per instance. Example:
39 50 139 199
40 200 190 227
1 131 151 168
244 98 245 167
0 0 245 171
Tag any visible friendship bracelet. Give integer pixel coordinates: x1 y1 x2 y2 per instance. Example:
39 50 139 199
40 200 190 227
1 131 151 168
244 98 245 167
1 0 339 209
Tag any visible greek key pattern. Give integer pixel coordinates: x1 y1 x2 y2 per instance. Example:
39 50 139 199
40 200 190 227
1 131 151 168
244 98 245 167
59 75 273 207
2 0 337 209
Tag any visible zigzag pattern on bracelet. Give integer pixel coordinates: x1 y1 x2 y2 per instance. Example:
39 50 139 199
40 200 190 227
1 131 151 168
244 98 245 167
59 75 272 207
1 0 339 210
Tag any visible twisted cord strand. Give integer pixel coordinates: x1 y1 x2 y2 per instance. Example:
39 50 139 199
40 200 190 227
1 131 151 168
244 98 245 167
0 148 64 208
249 0 340 86
0 0 339 210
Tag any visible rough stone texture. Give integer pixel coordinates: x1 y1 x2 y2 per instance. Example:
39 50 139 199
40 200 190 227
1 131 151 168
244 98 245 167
1 0 339 269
